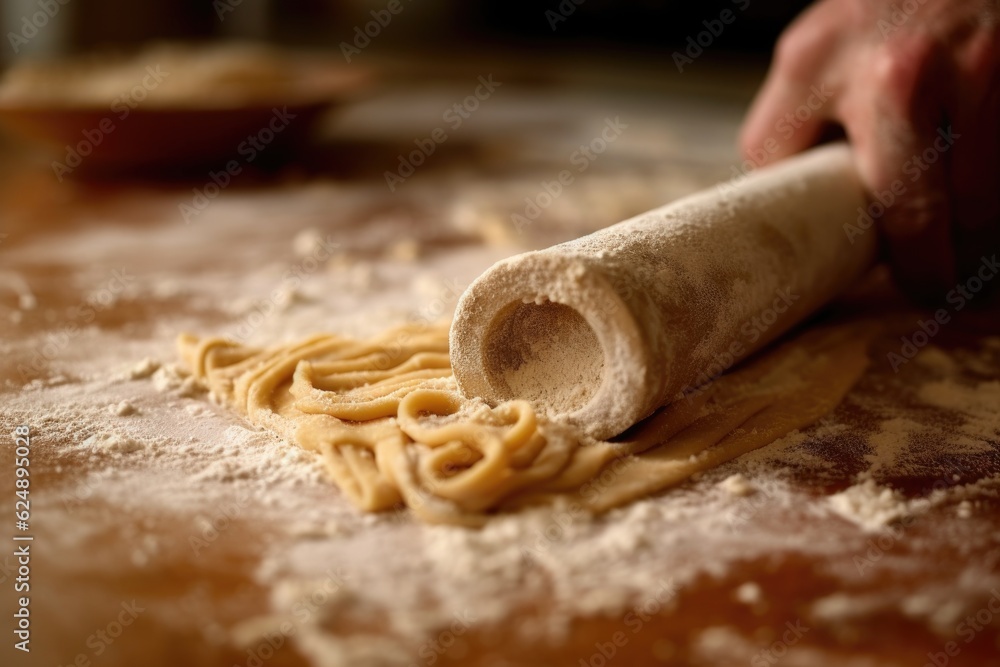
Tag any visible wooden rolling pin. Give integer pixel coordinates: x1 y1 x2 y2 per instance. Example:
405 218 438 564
449 142 877 440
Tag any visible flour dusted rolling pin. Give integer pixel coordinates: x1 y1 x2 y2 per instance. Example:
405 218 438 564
449 142 878 440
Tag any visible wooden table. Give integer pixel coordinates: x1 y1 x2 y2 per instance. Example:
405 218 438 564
1 56 998 667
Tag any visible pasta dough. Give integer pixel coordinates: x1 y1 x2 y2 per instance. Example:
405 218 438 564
179 320 872 526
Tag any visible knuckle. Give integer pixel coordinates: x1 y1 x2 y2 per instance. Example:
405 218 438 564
772 28 818 80
872 37 941 111
771 0 844 80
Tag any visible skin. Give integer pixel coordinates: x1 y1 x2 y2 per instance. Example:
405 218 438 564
740 0 1000 301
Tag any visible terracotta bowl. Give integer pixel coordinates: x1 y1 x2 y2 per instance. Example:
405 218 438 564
0 61 372 174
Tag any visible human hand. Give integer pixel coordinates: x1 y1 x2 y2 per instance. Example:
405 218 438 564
740 0 1000 301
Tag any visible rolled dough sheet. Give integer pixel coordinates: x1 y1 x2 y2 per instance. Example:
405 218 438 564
178 320 873 525
178 143 876 524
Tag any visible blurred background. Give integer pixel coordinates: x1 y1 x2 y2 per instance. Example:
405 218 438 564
0 0 818 184
0 0 810 62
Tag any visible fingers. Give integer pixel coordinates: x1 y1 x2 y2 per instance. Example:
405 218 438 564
739 76 831 167
739 0 998 304
844 34 956 301
739 2 843 166
945 27 1000 287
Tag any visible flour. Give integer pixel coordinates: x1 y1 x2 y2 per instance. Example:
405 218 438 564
956 500 973 518
109 400 138 416
735 581 763 605
719 473 756 497
218 325 1000 664
450 144 877 439
4 144 999 666
124 357 159 380
83 432 144 454
827 475 910 531
827 472 1000 532
919 379 1000 441
152 363 201 397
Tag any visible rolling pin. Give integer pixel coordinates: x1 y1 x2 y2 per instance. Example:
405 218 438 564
449 142 877 440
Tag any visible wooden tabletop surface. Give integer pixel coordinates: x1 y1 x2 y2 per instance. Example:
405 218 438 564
1 56 998 667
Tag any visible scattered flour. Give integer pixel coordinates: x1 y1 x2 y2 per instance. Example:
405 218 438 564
918 378 1000 441
152 363 201 397
128 357 160 380
827 473 1000 532
827 476 910 531
914 345 959 374
719 473 756 497
83 432 144 454
735 581 763 605
5 151 1000 666
109 400 138 416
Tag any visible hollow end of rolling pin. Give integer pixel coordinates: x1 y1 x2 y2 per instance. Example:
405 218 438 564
449 253 654 440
